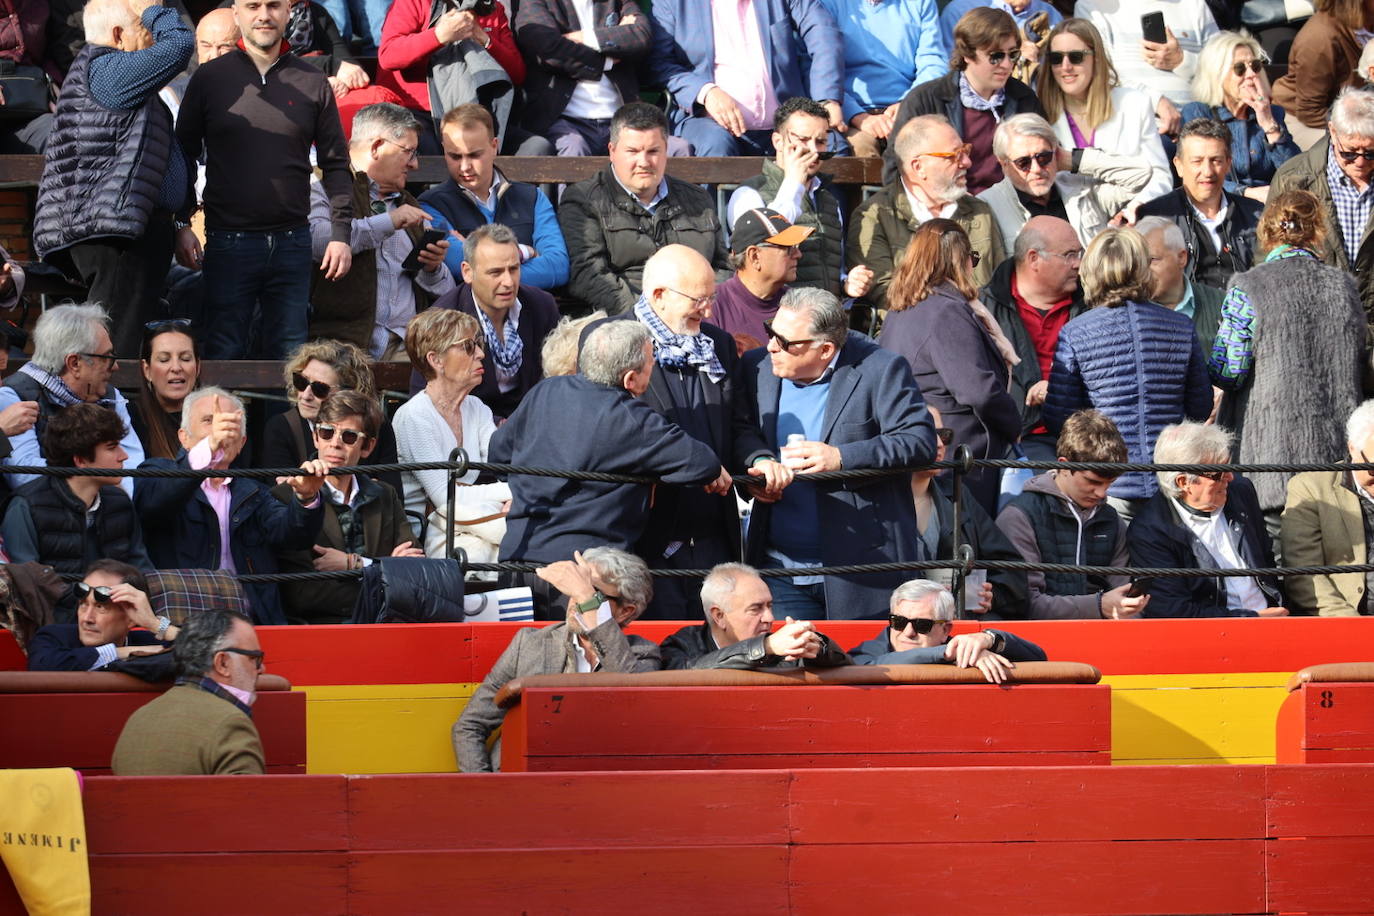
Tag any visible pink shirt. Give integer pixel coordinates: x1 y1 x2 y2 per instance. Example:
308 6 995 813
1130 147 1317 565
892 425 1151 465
188 438 236 574
708 0 777 131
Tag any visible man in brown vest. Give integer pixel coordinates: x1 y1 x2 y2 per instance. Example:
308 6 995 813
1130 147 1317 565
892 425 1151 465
307 102 457 359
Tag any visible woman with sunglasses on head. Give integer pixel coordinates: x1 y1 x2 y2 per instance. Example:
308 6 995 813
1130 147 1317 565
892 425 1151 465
1181 32 1300 202
132 320 201 461
392 308 510 562
879 219 1023 517
1035 19 1171 223
26 560 175 672
908 405 1029 618
257 339 403 496
1207 190 1367 537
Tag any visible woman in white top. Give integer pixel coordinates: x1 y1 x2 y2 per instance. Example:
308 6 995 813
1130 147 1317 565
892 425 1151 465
392 308 511 561
1036 18 1172 222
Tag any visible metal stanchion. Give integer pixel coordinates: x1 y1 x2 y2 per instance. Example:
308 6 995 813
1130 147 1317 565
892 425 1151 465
444 446 470 561
949 445 973 618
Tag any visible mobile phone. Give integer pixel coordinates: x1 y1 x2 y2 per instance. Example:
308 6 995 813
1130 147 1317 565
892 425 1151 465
1141 12 1167 44
815 150 837 161
402 228 448 272
1125 577 1153 598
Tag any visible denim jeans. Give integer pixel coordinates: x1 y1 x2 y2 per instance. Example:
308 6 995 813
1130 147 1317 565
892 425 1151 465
317 0 389 53
760 558 828 621
201 226 312 360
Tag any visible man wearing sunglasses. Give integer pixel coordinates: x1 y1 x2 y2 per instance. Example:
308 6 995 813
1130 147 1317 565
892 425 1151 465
113 608 267 775
849 579 1044 684
27 560 173 672
272 390 422 624
979 113 1156 249
1272 87 1374 319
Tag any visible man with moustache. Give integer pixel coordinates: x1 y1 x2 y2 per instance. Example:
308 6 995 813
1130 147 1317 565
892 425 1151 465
849 114 1004 315
175 0 354 359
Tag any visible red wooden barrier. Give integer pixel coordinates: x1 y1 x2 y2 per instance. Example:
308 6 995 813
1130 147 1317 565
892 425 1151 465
1276 664 1374 764
3 766 1373 916
499 684 1111 771
0 687 306 774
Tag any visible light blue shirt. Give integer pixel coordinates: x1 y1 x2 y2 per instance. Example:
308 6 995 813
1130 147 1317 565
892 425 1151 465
939 0 1062 63
0 383 145 497
819 0 948 122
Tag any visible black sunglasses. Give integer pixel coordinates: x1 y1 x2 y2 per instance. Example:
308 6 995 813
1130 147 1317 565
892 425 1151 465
316 423 369 446
985 48 1021 65
292 372 332 400
1048 49 1092 67
1335 137 1374 163
935 427 954 444
764 320 819 353
219 647 265 670
889 615 941 634
1195 469 1228 481
74 582 115 604
1231 59 1266 77
1011 150 1055 172
144 318 193 334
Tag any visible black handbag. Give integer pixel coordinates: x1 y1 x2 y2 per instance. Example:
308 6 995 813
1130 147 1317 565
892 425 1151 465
1240 0 1313 31
0 59 50 120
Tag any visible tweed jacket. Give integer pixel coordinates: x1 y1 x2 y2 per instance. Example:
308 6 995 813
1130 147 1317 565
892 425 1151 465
111 682 264 775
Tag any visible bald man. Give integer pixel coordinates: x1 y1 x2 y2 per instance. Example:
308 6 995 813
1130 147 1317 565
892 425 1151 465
195 8 239 63
617 244 791 618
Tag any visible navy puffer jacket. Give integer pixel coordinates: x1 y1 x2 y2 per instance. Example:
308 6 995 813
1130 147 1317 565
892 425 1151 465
1042 300 1213 500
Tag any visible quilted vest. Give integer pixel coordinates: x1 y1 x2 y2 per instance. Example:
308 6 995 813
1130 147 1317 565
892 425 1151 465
16 475 138 576
1008 486 1119 597
33 42 175 258
419 177 539 246
740 160 844 295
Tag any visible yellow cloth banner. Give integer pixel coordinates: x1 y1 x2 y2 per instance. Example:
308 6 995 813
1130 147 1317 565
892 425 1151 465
0 768 90 916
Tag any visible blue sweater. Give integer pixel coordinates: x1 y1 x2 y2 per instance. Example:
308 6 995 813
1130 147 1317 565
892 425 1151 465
940 0 1062 58
819 0 948 121
424 189 569 290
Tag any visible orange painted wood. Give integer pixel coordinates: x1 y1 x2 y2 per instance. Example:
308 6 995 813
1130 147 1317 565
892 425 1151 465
0 690 306 772
1275 683 1374 764
1266 837 1374 914
513 750 1107 770
347 772 791 849
90 854 349 916
790 766 1265 845
1267 765 1374 837
348 847 790 915
1276 690 1305 764
502 685 1109 771
790 840 1267 916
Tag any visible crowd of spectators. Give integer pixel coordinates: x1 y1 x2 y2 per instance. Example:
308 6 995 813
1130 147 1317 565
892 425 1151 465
5 0 1374 674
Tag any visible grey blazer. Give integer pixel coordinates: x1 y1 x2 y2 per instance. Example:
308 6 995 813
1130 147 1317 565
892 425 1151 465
453 619 661 771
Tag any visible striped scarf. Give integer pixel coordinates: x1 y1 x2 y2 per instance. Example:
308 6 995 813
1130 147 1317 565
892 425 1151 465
633 295 725 383
475 304 522 377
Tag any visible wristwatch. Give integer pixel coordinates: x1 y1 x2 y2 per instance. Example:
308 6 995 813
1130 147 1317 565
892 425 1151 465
154 615 172 640
573 591 607 614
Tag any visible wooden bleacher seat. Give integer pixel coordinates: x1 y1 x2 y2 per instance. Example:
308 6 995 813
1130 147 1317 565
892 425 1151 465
1277 662 1374 764
494 663 1109 772
0 671 305 773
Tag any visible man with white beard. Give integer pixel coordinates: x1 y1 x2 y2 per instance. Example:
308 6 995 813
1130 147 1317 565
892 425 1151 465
848 113 1005 314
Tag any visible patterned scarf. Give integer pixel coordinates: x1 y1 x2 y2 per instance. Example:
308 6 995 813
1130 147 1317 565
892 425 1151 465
475 305 522 376
958 72 1005 121
18 362 115 409
633 295 726 383
286 0 314 54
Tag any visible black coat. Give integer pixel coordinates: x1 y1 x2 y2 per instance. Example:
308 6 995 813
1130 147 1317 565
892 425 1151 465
1134 188 1263 290
1126 476 1283 617
27 623 163 672
660 622 850 670
847 626 1046 665
929 479 1029 619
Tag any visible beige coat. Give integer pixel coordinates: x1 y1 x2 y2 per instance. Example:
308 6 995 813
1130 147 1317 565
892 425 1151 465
1280 470 1369 616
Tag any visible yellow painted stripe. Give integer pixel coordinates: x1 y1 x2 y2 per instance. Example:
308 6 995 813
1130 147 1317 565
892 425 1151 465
292 672 1298 774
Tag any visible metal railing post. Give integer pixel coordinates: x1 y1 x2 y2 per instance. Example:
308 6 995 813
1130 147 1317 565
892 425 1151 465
950 445 973 618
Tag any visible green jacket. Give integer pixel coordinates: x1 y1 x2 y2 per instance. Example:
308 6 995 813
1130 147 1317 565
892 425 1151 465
112 683 264 775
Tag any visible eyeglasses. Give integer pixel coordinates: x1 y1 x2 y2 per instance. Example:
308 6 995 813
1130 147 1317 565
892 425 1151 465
292 372 332 400
446 338 483 357
984 48 1022 66
1010 150 1056 172
970 251 982 268
1048 49 1092 68
764 320 819 353
316 424 369 446
889 615 943 635
74 582 115 604
144 318 193 334
758 242 801 254
1333 135 1374 163
1231 59 1267 77
78 351 118 366
219 647 265 670
666 288 717 309
935 427 954 444
383 137 419 162
1042 248 1085 264
920 143 973 162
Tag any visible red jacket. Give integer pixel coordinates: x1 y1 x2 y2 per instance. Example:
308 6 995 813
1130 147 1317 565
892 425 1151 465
376 0 525 113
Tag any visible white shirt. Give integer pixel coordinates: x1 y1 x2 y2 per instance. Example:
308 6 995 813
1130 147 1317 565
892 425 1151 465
570 601 615 672
902 179 957 223
1074 0 1219 107
1170 497 1268 613
1190 197 1228 257
563 0 623 120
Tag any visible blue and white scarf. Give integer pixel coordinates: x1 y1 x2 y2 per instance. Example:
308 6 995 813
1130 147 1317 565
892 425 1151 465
633 295 726 384
958 72 1005 121
475 304 522 377
19 361 115 409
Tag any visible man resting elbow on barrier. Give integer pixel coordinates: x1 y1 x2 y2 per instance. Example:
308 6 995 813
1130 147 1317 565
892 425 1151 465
454 548 661 773
660 563 850 670
848 578 1045 685
27 561 176 672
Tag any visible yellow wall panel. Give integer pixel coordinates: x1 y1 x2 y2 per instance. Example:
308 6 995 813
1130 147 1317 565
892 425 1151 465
299 683 475 774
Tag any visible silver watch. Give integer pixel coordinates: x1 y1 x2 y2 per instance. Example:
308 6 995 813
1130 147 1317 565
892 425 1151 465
155 615 172 640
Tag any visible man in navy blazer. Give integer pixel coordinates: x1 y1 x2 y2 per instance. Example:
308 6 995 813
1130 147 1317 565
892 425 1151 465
27 560 175 672
741 287 937 620
649 0 845 156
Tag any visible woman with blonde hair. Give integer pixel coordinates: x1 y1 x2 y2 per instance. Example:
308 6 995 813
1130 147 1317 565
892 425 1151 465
1182 31 1300 199
1043 227 1213 517
879 218 1022 515
1036 18 1169 220
1209 189 1367 519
